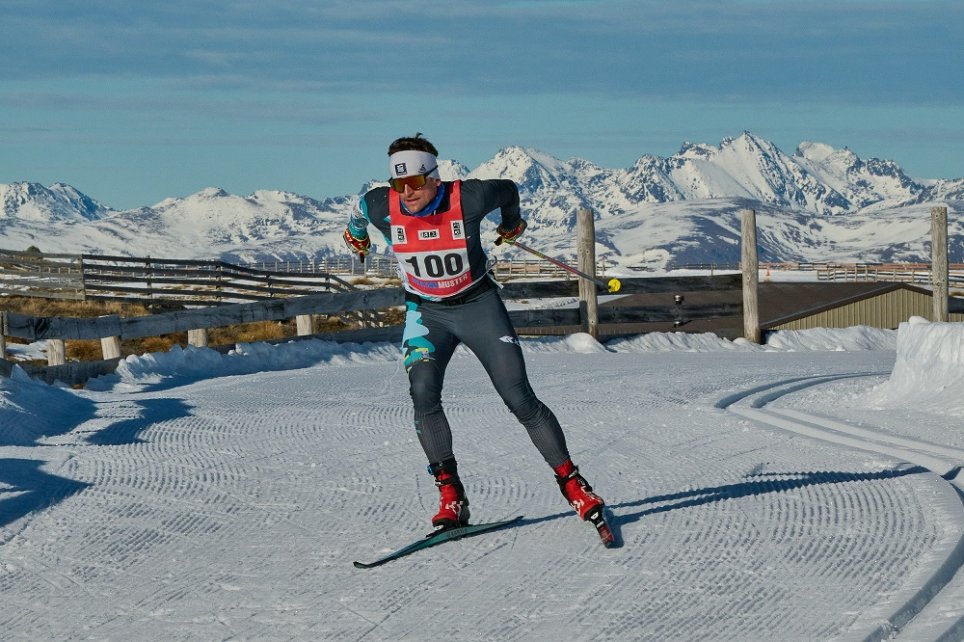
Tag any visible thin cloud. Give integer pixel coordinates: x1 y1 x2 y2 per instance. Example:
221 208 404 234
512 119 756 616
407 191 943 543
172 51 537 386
3 0 960 104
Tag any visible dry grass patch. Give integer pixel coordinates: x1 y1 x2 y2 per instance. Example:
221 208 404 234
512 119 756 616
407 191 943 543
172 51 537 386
2 297 153 319
379 307 406 326
349 276 402 288
3 296 402 362
210 320 290 345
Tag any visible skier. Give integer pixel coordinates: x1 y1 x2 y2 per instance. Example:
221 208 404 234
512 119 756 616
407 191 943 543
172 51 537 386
343 134 607 533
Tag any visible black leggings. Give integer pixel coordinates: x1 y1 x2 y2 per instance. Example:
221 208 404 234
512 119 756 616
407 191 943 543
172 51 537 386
402 281 571 469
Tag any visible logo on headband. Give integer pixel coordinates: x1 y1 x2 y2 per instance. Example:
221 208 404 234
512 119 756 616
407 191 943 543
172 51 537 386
394 162 407 176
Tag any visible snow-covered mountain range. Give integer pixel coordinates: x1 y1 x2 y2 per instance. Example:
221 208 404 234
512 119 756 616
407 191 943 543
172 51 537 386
2 132 961 271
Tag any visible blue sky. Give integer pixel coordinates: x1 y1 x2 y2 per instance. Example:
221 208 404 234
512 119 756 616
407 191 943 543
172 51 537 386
1 0 962 210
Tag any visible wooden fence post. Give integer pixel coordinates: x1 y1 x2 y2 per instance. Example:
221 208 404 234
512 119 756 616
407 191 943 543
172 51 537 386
188 329 209 348
741 208 761 343
931 206 949 322
78 254 87 301
101 336 122 360
48 339 66 366
145 256 153 301
0 311 7 361
296 314 314 336
577 208 599 339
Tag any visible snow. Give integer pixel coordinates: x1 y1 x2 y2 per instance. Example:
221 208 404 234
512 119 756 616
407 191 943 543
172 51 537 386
2 132 960 270
1 321 964 640
862 316 964 417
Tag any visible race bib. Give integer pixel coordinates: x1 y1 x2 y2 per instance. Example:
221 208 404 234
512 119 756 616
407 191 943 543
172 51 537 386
389 181 475 298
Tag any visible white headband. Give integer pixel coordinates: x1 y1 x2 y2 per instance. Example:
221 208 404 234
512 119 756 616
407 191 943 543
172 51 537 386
389 150 440 179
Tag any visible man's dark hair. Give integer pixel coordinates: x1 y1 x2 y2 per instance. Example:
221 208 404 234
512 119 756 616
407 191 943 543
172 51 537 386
388 132 438 156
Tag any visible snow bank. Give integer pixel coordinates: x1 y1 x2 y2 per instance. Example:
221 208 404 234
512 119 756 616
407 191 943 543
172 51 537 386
0 368 95 445
609 331 761 352
0 322 949 443
84 340 400 393
2 325 899 398
609 326 895 353
522 332 614 353
862 317 964 416
763 326 896 352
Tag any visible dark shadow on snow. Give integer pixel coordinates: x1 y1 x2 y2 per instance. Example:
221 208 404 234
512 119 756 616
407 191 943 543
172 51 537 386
0 459 92 529
86 397 193 446
1 376 192 530
0 377 98 529
611 466 930 528
517 466 931 541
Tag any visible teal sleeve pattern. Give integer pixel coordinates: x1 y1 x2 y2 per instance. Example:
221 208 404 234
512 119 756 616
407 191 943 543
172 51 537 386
348 198 371 239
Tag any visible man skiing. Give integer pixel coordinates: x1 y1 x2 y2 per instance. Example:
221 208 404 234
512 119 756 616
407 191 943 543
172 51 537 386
344 134 608 536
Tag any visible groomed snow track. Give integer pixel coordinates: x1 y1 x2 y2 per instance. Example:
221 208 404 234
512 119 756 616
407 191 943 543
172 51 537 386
719 372 964 642
2 350 964 640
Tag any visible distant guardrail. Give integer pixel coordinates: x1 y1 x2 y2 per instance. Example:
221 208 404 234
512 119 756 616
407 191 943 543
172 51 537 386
242 255 612 281
8 248 958 308
674 261 964 285
0 249 361 305
0 248 390 330
0 248 614 304
815 263 964 285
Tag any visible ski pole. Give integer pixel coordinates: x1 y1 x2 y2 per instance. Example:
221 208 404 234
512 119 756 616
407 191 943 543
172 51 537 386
495 238 621 293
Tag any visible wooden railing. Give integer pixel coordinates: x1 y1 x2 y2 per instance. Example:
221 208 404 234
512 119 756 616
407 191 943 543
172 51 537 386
242 255 395 278
242 256 611 281
1 248 613 304
1 275 743 385
675 261 964 286
0 249 361 305
815 263 964 285
7 248 958 307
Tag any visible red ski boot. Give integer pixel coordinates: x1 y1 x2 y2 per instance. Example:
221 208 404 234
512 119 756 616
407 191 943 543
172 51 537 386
553 459 605 520
430 459 470 530
554 459 614 547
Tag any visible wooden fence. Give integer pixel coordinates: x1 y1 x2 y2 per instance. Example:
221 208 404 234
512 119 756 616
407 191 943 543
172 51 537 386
3 205 955 385
0 248 615 305
816 263 964 285
676 261 964 285
5 247 959 308
0 274 742 385
0 249 361 305
157 256 964 286
241 256 612 281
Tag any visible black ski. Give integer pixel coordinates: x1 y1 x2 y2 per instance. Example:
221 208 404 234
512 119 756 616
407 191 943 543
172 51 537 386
353 515 524 569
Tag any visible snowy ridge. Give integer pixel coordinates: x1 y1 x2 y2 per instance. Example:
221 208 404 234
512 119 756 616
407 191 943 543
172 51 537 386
1 132 962 269
0 182 112 225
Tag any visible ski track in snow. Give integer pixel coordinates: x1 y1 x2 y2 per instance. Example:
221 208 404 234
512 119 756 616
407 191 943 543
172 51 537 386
0 350 963 640
719 372 964 641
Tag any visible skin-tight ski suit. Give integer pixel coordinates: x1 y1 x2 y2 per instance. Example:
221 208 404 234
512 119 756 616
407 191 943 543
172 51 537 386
349 178 572 468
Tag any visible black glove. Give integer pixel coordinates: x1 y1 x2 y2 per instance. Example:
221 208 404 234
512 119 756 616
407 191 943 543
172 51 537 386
495 219 527 245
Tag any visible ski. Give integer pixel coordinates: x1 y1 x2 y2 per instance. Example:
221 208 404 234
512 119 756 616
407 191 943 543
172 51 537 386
353 515 524 569
587 507 616 548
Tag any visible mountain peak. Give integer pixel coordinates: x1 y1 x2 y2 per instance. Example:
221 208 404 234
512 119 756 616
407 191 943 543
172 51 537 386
725 131 780 155
0 181 111 223
2 133 958 269
678 141 717 159
197 187 230 199
471 146 569 187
